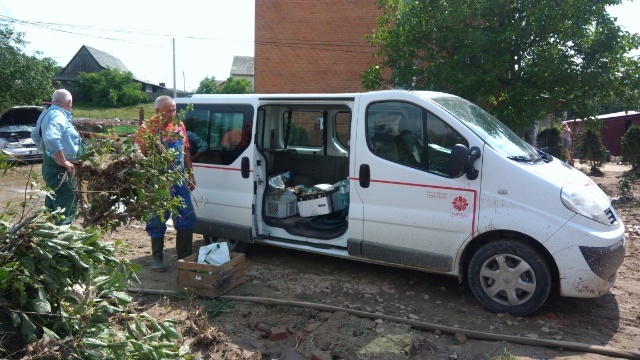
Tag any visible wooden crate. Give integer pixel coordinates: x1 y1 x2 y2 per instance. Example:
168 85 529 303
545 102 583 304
176 252 245 297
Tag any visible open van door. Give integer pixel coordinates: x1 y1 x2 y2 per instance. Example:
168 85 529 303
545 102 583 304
177 99 257 247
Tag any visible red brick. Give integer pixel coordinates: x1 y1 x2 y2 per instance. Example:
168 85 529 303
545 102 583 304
270 326 288 341
256 0 383 93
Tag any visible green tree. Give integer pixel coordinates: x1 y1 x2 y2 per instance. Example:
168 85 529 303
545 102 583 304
0 24 56 110
196 76 219 93
195 76 252 94
622 125 640 169
76 68 148 107
365 0 640 132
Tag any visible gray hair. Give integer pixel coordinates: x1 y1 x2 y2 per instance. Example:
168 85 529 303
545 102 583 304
154 95 175 110
51 89 72 103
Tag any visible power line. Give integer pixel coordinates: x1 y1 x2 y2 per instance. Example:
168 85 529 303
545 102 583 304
0 15 377 54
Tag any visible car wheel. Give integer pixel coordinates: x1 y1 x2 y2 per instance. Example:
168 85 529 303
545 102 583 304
468 240 551 316
204 236 249 253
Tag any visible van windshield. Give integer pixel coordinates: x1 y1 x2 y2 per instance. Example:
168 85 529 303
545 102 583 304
432 97 542 163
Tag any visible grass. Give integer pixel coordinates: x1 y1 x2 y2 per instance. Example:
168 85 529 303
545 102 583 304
72 102 155 121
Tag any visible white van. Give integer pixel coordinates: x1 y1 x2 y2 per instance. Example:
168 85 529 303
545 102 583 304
176 90 626 316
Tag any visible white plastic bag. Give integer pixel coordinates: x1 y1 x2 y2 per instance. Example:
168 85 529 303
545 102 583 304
197 242 230 266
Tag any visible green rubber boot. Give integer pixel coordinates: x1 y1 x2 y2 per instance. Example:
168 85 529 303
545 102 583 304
150 237 167 272
176 230 194 260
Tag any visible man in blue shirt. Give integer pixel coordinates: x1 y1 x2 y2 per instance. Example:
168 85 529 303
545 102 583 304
187 130 209 161
31 89 84 225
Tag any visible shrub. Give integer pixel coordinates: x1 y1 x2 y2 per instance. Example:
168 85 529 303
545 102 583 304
577 129 606 172
536 126 565 160
622 125 640 169
77 68 148 107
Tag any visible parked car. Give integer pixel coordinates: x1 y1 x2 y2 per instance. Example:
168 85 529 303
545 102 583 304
0 106 44 162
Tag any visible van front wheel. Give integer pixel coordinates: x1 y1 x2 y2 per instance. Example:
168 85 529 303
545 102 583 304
468 241 551 316
203 236 249 253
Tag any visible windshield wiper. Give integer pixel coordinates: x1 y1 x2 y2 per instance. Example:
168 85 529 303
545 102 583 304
508 155 535 163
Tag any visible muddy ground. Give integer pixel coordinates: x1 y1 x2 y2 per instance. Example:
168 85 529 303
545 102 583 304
1 161 639 359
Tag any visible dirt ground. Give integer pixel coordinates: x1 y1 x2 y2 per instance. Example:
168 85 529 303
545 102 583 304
1 160 639 359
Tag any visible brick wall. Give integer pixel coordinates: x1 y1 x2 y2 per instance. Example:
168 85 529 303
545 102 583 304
255 0 382 94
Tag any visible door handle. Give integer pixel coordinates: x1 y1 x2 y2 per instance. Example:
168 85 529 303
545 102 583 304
241 157 250 178
359 164 370 188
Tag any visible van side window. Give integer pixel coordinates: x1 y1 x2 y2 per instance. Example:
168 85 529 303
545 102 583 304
180 104 254 165
367 101 468 178
282 110 323 148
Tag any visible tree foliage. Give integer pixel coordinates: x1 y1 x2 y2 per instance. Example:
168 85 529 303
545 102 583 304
365 0 640 132
0 24 56 110
622 125 640 169
195 76 252 94
76 68 148 107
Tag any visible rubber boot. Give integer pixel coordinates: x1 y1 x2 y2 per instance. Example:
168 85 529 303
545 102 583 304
176 230 194 260
150 237 167 272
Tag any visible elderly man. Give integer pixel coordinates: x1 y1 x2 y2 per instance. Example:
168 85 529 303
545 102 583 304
135 95 197 272
31 89 84 225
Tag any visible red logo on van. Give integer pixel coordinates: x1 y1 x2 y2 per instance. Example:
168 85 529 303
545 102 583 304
452 196 469 212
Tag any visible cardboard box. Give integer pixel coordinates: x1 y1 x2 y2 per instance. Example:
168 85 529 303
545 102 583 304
177 252 245 297
297 195 332 217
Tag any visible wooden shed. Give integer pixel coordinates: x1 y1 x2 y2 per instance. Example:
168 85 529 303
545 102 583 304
54 45 169 102
566 111 640 157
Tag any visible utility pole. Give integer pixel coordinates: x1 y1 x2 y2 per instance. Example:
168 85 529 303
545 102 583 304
183 71 186 92
172 38 177 98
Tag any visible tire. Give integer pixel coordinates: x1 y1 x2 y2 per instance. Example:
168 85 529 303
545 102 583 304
468 240 551 316
203 236 249 253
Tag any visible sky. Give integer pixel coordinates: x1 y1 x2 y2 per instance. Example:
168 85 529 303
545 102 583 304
0 0 638 92
0 0 255 92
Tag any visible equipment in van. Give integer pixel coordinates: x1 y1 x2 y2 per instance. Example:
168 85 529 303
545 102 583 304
179 90 626 316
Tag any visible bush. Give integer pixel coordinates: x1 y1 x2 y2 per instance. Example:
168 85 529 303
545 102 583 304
577 129 606 172
622 125 640 169
536 126 565 160
77 68 148 107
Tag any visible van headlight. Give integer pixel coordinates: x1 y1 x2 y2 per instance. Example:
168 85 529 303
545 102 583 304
561 185 611 225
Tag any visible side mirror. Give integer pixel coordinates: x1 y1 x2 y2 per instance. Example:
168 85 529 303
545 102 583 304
448 145 468 178
447 144 481 180
466 146 481 180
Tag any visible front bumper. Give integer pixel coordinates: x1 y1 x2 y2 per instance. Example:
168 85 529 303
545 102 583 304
546 211 626 298
2 148 42 162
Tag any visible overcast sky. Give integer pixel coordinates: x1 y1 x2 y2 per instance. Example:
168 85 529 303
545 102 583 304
0 0 638 92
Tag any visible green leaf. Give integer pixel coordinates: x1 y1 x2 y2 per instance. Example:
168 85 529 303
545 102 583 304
105 341 129 351
159 321 178 339
19 314 37 343
30 299 52 314
83 338 108 349
41 326 60 340
9 311 20 327
178 344 190 356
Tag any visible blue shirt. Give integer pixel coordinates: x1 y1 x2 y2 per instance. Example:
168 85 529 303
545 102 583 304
187 131 209 153
31 105 80 160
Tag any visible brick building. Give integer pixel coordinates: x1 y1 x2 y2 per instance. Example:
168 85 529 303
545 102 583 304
255 0 382 93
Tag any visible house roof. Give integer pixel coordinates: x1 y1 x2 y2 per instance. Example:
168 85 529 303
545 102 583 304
570 111 640 123
230 56 254 76
84 45 130 72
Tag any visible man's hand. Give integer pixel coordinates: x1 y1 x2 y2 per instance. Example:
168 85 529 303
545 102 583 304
187 170 196 191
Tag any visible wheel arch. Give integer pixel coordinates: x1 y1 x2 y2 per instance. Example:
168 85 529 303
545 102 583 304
459 230 560 293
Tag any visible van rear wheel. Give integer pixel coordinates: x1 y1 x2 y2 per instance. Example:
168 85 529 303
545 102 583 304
203 235 249 253
468 240 550 316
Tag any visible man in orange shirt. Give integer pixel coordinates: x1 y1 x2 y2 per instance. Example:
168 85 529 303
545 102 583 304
221 122 252 151
135 95 196 272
